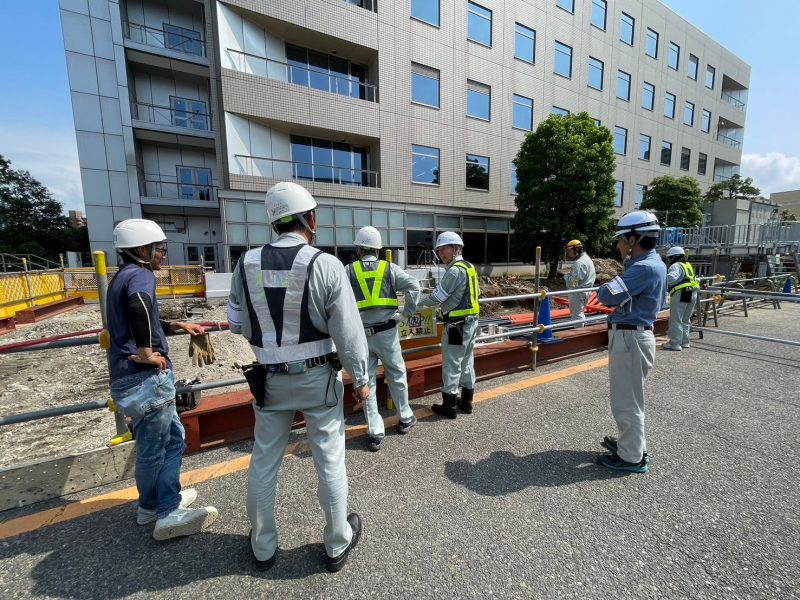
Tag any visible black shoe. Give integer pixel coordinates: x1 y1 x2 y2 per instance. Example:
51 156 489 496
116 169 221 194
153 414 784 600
397 415 417 435
249 529 279 572
325 513 362 573
598 452 649 474
601 435 651 464
367 436 383 452
432 392 458 419
458 388 474 414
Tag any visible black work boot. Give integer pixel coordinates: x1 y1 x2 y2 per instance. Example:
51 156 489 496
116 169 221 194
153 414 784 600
458 388 474 414
432 392 458 419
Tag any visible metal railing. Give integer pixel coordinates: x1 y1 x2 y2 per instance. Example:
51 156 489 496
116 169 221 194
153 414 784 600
142 178 218 202
713 173 731 183
0 253 61 272
721 91 746 110
717 133 742 148
657 222 800 252
131 101 212 132
234 154 380 187
225 48 378 103
123 21 207 58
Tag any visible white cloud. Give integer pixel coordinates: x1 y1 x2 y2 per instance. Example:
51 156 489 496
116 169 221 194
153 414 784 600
0 125 85 214
741 152 800 197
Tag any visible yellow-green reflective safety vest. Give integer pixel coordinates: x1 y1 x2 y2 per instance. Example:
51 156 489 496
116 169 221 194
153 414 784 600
349 260 399 311
670 261 700 295
448 260 480 318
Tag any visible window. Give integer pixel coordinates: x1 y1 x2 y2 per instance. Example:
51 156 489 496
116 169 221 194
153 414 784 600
698 152 708 176
593 118 602 126
688 54 699 80
512 94 533 130
661 140 672 166
551 106 570 116
515 23 536 63
511 163 518 194
411 63 440 108
554 41 572 78
613 126 628 155
466 154 490 190
684 101 695 126
412 145 440 185
639 134 651 160
467 80 491 120
614 181 624 207
620 13 634 45
291 136 372 186
163 23 203 56
701 109 711 133
584 56 604 91
170 97 208 130
286 44 370 100
556 0 574 13
591 0 607 30
616 70 631 101
668 42 680 70
680 147 691 171
177 166 212 200
642 81 655 110
635 184 647 208
467 2 492 47
664 92 676 119
646 28 658 58
411 0 439 26
706 65 716 89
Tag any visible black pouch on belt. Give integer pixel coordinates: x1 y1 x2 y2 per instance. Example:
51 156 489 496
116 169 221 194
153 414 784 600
446 321 464 345
679 288 694 303
242 363 268 408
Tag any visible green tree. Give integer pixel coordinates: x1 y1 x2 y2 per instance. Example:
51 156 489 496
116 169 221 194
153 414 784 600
640 176 704 228
704 173 760 202
511 112 616 276
779 208 797 222
0 155 86 261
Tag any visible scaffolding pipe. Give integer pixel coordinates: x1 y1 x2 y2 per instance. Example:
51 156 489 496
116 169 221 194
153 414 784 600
704 288 800 302
0 400 108 427
691 326 800 348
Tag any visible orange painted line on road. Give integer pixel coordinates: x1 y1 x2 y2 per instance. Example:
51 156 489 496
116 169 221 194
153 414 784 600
0 357 609 539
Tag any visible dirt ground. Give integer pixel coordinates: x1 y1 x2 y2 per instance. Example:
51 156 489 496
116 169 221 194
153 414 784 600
0 263 623 468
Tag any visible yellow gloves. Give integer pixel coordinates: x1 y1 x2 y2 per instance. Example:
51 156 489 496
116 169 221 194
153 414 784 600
189 333 216 367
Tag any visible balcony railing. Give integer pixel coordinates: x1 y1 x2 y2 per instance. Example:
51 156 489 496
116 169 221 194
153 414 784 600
225 48 378 103
343 0 377 12
713 173 732 183
234 155 380 188
717 133 742 148
658 222 800 252
721 91 746 110
142 178 218 202
132 101 212 132
123 21 207 58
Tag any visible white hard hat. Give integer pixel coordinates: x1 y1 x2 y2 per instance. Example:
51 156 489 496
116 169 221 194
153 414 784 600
354 226 382 249
435 231 464 248
265 181 317 225
612 211 661 239
113 219 167 249
666 246 686 258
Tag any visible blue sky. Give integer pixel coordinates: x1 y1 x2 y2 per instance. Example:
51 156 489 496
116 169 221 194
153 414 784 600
1 0 799 214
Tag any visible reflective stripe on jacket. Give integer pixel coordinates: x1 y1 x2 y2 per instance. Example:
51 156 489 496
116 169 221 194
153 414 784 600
447 260 480 318
669 261 700 295
348 260 399 311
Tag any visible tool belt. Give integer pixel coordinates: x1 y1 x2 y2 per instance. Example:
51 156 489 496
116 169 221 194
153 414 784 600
444 317 466 346
242 352 341 408
364 320 397 337
670 287 696 303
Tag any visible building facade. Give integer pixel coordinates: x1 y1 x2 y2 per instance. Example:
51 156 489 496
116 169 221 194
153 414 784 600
60 0 750 271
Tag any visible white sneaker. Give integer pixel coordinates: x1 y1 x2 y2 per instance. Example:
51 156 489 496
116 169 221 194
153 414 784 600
153 506 218 541
682 343 691 349
661 343 682 351
137 488 199 525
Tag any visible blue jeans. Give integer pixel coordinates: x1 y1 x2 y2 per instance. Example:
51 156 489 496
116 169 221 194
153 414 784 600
110 369 184 519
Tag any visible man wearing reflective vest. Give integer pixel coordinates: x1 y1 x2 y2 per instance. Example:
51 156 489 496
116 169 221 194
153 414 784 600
662 246 699 351
227 182 370 573
346 226 421 452
418 231 480 418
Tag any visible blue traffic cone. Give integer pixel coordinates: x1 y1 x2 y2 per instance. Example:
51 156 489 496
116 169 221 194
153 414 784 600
537 295 554 340
783 276 794 294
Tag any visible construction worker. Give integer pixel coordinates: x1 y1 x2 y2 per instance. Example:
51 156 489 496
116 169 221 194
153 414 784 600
663 246 699 351
227 181 370 573
107 219 218 540
418 232 480 418
346 226 421 452
563 239 597 324
596 211 666 474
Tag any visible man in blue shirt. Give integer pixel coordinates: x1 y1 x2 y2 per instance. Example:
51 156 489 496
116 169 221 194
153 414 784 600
108 219 218 540
596 211 666 474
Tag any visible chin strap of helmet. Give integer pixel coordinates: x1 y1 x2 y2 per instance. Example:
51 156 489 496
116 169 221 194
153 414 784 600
121 243 158 269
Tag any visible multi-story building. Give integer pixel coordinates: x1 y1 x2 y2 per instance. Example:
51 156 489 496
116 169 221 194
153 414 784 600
59 0 750 272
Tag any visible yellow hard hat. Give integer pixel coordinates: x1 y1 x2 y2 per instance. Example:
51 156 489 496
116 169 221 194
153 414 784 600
566 239 582 249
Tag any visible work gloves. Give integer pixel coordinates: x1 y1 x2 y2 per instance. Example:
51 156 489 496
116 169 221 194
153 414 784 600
189 333 216 367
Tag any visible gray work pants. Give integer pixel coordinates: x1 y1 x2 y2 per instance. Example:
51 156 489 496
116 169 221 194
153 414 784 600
608 328 656 463
667 290 697 346
247 365 353 560
569 291 590 323
441 315 479 395
363 327 414 439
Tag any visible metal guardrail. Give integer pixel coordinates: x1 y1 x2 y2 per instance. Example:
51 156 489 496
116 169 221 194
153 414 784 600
0 254 61 272
123 20 207 58
142 178 218 202
658 222 800 253
234 154 380 187
717 133 742 148
721 91 746 110
131 101 212 132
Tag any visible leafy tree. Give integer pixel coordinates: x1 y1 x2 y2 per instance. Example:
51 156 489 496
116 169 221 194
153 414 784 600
0 155 87 262
511 112 616 276
704 173 760 203
640 176 704 228
779 208 797 222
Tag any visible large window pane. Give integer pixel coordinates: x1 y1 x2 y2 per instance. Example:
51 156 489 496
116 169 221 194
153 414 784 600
661 141 672 166
551 106 570 116
316 227 335 245
486 233 508 263
463 232 486 262
389 212 404 227
591 0 607 30
512 94 533 130
487 218 508 232
312 139 334 182
412 144 440 184
286 44 309 87
372 210 387 227
588 56 604 90
706 65 716 89
411 63 440 108
466 154 490 190
248 223 269 245
411 0 439 26
639 134 651 161
354 208 371 227
467 81 491 120
664 92 676 119
438 215 461 229
407 230 434 266
408 213 434 228
620 13 634 45
680 147 691 171
556 0 574 13
668 41 680 70
228 223 246 244
335 207 353 226
701 109 711 133
464 217 485 229
688 54 699 80
510 163 518 194
614 181 624 207
554 41 572 78
226 201 245 222
515 23 535 63
617 70 631 101
683 101 695 126
642 81 654 110
291 135 313 180
614 126 627 155
635 184 647 208
316 206 334 225
698 153 708 176
467 2 492 46
246 201 265 222
646 28 658 58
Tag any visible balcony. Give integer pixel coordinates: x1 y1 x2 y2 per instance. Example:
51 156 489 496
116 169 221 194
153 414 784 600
139 172 220 214
721 91 746 111
131 100 213 139
234 155 380 188
123 21 207 60
716 133 742 149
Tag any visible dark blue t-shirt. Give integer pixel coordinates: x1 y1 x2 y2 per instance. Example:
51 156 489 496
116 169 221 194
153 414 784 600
106 264 170 382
